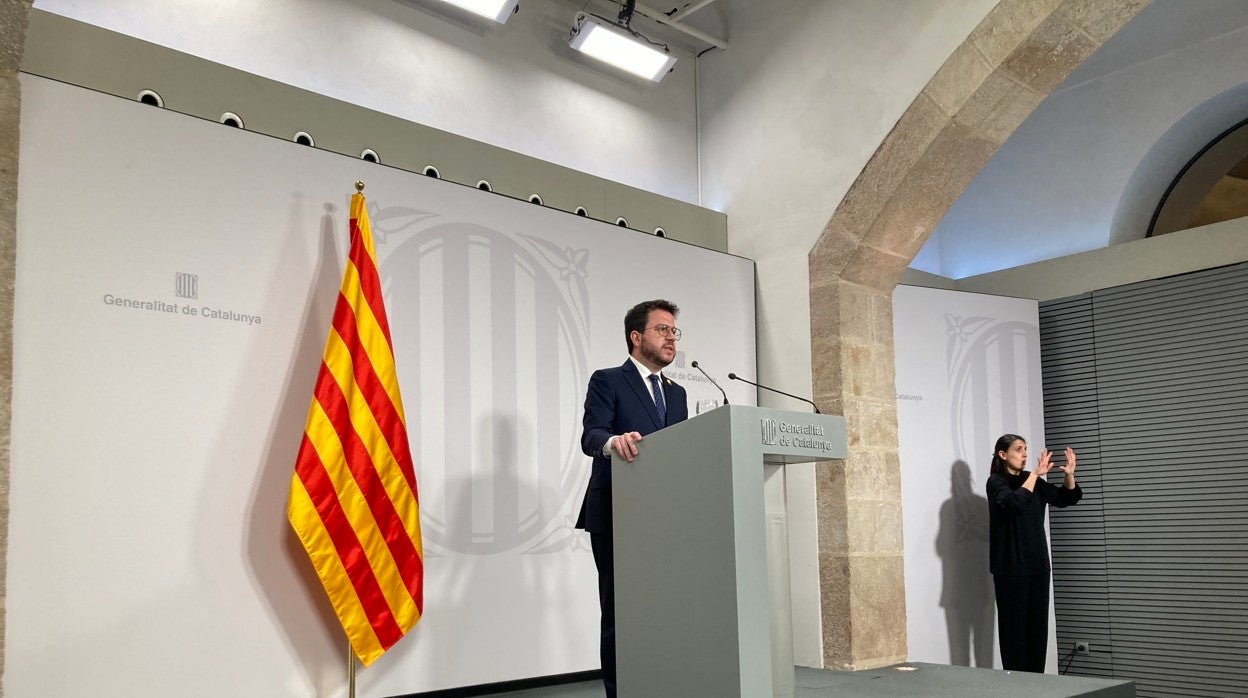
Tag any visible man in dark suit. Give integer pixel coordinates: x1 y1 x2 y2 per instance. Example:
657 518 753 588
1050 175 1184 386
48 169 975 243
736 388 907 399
577 299 689 698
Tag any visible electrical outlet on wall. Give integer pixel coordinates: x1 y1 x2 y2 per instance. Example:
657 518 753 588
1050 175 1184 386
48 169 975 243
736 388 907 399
1075 640 1091 655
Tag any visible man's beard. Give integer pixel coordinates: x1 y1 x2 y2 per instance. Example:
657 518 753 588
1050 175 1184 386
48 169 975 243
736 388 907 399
640 342 673 368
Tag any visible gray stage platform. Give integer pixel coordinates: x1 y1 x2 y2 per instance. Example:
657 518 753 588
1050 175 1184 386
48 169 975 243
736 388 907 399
797 663 1133 697
445 664 1134 698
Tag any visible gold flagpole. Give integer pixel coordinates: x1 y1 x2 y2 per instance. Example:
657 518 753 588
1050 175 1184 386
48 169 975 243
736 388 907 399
347 181 363 698
348 638 357 698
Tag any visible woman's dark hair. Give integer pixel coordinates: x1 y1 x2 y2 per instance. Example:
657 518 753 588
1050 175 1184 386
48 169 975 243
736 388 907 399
623 299 679 353
990 433 1026 474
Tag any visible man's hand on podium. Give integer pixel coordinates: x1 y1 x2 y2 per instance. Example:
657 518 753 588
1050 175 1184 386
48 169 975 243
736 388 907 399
609 431 644 462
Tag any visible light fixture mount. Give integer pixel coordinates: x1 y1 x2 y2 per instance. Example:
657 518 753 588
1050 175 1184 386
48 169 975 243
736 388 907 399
617 0 636 26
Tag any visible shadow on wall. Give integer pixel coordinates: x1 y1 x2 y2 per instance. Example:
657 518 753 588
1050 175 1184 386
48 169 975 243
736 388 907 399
243 201 350 696
935 460 994 668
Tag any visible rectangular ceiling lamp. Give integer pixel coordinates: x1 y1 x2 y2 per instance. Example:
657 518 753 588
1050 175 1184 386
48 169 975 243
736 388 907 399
569 14 677 82
435 0 518 23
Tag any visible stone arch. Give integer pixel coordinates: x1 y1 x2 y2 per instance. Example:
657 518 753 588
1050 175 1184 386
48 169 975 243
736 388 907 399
807 0 1150 670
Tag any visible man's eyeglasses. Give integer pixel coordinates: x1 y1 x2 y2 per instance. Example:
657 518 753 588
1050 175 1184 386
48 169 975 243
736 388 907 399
646 324 682 340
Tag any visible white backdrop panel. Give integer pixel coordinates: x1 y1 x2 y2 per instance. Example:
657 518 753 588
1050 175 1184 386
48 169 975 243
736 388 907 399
892 285 1055 672
9 75 756 697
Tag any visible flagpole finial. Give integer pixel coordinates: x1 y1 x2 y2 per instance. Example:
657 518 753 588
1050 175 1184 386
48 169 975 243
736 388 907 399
355 180 365 193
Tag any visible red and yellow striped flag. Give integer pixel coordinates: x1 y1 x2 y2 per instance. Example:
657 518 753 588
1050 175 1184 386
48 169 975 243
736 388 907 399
288 189 423 667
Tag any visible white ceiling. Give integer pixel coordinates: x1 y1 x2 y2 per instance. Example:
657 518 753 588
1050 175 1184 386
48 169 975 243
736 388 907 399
1060 1 1248 88
915 0 1248 279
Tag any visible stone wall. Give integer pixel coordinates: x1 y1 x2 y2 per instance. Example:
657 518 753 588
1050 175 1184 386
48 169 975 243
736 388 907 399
0 0 32 692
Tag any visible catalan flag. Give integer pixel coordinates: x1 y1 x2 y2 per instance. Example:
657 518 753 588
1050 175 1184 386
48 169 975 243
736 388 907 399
288 188 423 667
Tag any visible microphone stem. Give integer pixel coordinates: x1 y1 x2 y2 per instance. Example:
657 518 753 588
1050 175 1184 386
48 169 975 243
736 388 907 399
691 361 729 405
729 374 821 413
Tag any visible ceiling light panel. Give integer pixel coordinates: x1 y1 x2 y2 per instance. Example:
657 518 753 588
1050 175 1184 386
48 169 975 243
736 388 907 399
569 15 677 82
436 0 517 23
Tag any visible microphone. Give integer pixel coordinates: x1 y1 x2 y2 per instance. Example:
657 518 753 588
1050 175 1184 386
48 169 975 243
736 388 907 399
727 373 821 414
690 360 729 405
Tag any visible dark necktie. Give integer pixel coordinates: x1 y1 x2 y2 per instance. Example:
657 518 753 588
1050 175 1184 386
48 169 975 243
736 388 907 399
648 374 667 424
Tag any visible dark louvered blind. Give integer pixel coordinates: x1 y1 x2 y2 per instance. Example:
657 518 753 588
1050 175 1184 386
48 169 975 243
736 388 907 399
1040 293 1115 680
1040 262 1248 698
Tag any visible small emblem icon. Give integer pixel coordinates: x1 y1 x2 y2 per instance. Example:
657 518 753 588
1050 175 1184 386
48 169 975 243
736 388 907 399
760 418 779 445
175 273 198 299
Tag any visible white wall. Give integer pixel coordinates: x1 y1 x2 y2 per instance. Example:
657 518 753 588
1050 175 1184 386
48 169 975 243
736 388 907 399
695 0 997 665
9 75 756 697
892 285 1053 672
29 0 1017 671
37 0 701 203
916 0 1248 279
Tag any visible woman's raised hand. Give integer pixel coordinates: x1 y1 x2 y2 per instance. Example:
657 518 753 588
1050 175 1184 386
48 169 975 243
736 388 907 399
1035 449 1053 475
1057 447 1077 474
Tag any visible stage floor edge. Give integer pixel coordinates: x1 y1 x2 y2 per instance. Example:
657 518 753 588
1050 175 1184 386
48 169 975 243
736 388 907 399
408 663 1135 697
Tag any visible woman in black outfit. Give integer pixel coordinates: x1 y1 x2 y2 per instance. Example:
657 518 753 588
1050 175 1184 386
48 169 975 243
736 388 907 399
986 434 1081 673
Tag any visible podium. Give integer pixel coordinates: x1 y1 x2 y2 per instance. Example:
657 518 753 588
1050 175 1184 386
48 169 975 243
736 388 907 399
612 405 847 698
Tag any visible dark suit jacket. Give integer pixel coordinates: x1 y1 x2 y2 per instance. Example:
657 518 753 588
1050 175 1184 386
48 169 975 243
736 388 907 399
576 359 688 535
